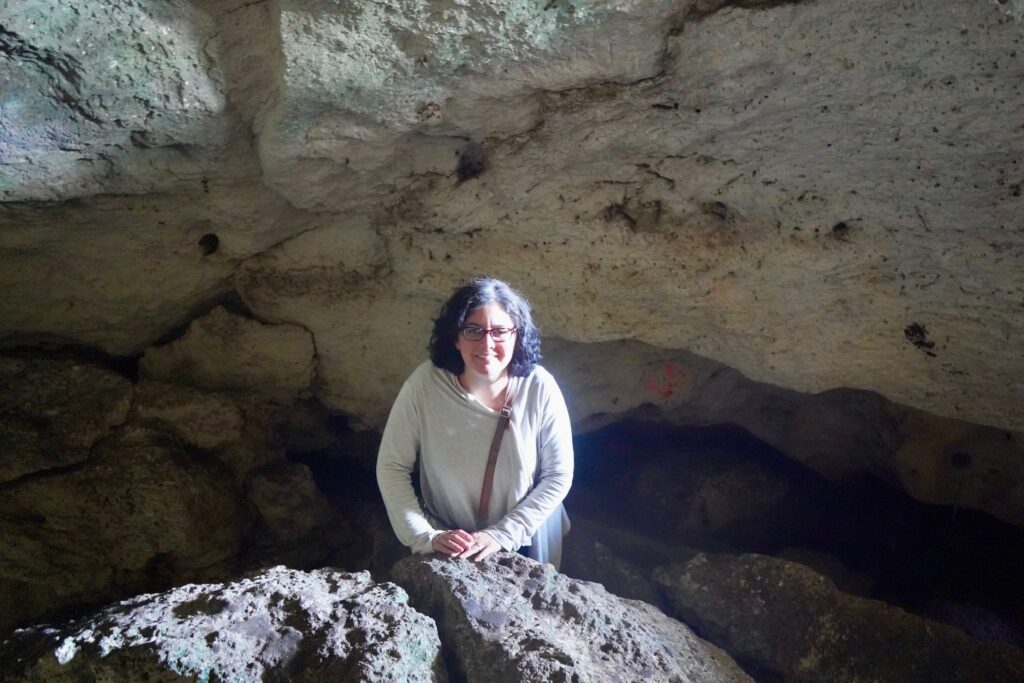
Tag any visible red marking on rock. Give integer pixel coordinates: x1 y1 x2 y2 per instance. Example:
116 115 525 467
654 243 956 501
643 361 688 400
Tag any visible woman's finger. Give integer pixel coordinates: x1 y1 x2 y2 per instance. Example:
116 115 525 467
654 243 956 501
438 531 475 555
449 529 474 544
434 534 462 555
473 543 499 561
457 544 482 559
459 531 498 561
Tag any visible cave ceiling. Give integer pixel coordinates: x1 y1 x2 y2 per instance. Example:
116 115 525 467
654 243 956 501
1 0 1023 434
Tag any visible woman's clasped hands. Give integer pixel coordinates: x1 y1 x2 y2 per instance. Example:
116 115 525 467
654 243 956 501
431 529 502 561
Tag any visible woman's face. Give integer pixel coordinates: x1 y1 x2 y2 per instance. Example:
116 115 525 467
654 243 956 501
455 302 516 382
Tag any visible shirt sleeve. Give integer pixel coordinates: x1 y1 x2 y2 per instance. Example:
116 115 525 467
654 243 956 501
375 375 443 554
487 372 574 550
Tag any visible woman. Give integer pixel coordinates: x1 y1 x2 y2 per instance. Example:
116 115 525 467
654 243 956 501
376 278 573 568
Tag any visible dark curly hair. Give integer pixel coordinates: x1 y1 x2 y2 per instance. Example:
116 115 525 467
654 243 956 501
429 278 542 377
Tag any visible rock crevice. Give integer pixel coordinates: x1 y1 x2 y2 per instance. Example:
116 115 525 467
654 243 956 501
391 553 752 683
7 551 1019 682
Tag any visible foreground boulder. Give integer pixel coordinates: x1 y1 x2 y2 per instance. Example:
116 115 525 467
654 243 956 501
654 552 1024 683
392 552 751 682
0 566 443 682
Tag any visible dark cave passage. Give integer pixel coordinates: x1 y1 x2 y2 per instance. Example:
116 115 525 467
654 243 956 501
565 420 1024 647
296 417 1024 650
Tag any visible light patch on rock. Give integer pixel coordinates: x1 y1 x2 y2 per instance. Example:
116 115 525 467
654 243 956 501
131 381 245 451
995 0 1024 20
0 566 444 682
53 638 78 665
139 306 316 400
0 0 228 201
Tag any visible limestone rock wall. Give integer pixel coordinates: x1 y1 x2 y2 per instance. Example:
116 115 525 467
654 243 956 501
0 355 132 481
391 552 752 682
654 552 1024 682
0 423 247 636
542 338 1024 527
2 0 1023 590
0 0 229 201
0 560 757 682
0 353 343 635
139 306 317 400
2 0 1021 432
246 0 1024 437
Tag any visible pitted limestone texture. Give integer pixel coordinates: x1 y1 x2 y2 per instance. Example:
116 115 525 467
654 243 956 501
258 0 684 211
130 380 246 452
1 0 1022 437
139 306 316 401
0 354 133 483
0 425 246 635
654 552 1024 683
392 552 752 682
0 0 228 201
0 566 444 682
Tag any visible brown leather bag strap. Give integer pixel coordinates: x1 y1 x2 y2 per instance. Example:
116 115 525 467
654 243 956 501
476 379 517 529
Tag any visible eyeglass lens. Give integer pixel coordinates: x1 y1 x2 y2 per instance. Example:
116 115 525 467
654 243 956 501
462 326 515 341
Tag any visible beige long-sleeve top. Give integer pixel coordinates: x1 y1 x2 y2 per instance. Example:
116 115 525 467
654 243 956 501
376 360 573 555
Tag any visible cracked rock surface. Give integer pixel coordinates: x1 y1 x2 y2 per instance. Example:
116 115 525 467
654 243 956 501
0 0 228 201
654 552 1024 683
392 552 752 682
0 424 246 635
0 566 444 682
2 0 1021 435
140 306 317 400
0 354 133 483
0 353 344 634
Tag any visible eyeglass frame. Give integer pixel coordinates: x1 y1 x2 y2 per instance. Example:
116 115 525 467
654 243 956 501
459 325 517 342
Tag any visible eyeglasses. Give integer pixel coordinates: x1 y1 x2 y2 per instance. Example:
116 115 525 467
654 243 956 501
460 325 517 342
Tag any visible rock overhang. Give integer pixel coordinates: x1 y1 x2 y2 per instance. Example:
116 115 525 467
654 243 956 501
1 0 1022 436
